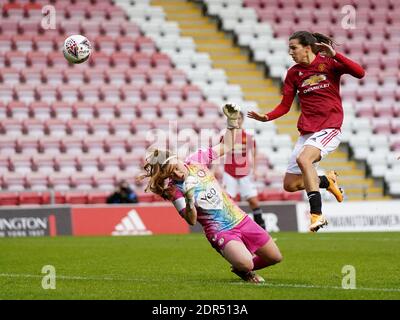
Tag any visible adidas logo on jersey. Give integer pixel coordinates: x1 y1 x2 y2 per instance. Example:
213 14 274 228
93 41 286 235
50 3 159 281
112 209 152 236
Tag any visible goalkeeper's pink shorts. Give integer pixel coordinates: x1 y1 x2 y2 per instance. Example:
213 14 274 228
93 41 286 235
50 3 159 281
206 215 271 254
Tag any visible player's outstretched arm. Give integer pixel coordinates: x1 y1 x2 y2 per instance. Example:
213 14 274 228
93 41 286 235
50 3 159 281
247 111 269 122
183 182 197 225
212 103 240 158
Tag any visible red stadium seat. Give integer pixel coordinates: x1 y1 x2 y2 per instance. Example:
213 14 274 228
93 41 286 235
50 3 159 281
101 21 122 38
42 68 65 85
2 172 26 191
104 68 128 86
78 85 100 103
77 154 100 173
19 191 49 205
141 84 163 103
259 189 285 201
2 3 25 19
87 191 110 204
95 35 117 55
32 154 55 173
135 36 157 54
7 101 29 120
44 119 67 136
63 68 86 85
61 136 84 155
162 84 183 103
120 84 142 103
89 52 110 68
54 154 78 174
1 67 20 85
183 85 204 102
57 85 80 104
131 52 152 68
64 191 89 204
80 21 102 39
15 136 40 155
82 136 106 154
83 67 106 85
37 85 58 104
0 192 20 206
128 68 148 85
137 192 155 203
166 69 188 85
1 118 23 135
34 35 55 53
0 19 19 35
66 117 90 134
93 172 116 191
111 52 132 68
15 84 36 104
93 102 117 120
38 136 62 154
70 172 94 190
51 102 74 120
120 22 142 39
47 52 70 68
151 52 173 69
158 101 179 119
116 36 137 54
22 118 46 137
103 136 129 154
24 172 49 191
9 154 32 174
100 85 121 103
135 101 160 119
13 35 34 53
146 68 168 85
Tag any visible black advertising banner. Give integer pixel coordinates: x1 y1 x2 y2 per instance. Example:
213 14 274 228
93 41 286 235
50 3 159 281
0 207 72 237
240 203 298 232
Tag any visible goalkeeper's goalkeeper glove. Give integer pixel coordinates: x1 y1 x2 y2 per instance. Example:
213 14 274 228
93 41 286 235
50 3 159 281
223 103 241 129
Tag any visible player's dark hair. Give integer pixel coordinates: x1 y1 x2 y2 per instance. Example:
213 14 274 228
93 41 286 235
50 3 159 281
289 31 336 54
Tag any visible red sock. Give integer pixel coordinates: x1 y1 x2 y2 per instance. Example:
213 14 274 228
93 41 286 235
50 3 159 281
252 256 269 271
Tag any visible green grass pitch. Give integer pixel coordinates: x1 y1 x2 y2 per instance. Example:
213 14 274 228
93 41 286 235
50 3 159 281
1 232 399 300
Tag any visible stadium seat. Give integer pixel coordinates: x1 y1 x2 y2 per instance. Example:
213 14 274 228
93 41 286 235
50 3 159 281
0 192 20 206
64 191 89 204
25 172 49 191
83 136 106 154
87 191 110 204
32 154 55 174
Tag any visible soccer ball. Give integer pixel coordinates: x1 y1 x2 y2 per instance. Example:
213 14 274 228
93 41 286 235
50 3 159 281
63 35 92 64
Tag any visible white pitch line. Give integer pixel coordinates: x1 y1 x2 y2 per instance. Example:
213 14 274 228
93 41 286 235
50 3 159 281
231 282 400 292
271 237 400 242
0 273 399 293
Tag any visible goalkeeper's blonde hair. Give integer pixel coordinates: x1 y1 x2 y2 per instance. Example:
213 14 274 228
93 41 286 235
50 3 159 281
137 149 177 200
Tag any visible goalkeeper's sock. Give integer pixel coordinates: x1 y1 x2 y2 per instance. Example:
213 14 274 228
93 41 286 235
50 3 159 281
252 256 269 270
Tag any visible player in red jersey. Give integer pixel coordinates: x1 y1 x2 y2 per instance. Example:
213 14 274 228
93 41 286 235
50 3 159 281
248 31 365 232
222 111 266 229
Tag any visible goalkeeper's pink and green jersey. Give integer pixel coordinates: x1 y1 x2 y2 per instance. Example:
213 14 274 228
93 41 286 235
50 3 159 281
168 148 246 236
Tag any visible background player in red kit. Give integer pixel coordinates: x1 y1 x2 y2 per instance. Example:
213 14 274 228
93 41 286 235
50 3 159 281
248 31 365 232
222 111 266 229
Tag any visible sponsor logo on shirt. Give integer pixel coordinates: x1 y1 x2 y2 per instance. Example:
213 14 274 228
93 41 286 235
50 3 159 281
301 74 327 87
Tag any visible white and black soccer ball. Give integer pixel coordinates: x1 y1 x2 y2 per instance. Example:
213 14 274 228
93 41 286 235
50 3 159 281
63 35 92 64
